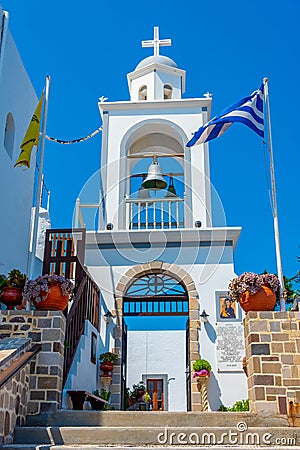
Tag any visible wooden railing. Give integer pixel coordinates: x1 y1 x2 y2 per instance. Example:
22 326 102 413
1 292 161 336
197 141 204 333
42 228 100 386
0 344 41 388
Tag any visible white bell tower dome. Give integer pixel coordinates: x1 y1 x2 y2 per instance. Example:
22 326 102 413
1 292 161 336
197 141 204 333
127 27 186 101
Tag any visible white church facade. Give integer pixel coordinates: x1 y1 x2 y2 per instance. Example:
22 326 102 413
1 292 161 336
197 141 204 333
71 27 247 411
0 6 39 274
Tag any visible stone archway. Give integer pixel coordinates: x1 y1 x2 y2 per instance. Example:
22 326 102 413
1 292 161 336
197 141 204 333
111 261 201 411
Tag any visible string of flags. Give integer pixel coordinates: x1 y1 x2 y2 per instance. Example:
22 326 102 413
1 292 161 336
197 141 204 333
14 89 103 169
45 126 103 145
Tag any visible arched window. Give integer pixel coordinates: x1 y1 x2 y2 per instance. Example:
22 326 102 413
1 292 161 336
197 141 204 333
163 84 172 100
124 273 188 316
4 112 15 159
139 85 147 100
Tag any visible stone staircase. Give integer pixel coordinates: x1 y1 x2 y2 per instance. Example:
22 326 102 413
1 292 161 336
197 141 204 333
2 411 300 449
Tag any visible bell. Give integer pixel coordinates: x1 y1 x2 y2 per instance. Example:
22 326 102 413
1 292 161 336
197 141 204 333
142 159 167 190
165 176 177 198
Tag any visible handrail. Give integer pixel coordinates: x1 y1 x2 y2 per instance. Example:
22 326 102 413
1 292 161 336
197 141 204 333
0 344 42 388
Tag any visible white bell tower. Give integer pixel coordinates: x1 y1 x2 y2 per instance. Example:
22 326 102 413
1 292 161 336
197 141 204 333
79 27 246 413
97 26 213 231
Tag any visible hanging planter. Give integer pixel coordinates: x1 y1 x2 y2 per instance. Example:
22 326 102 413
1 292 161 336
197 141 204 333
228 272 279 313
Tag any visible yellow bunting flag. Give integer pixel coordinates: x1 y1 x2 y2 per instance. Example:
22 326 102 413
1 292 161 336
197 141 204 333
14 93 44 168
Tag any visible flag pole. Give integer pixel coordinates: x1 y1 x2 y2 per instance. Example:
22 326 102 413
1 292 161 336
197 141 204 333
263 77 285 311
29 75 51 278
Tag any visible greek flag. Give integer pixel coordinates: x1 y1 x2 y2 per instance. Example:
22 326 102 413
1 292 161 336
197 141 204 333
186 84 264 147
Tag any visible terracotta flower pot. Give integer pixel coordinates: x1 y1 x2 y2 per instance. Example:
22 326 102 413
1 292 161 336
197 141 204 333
100 361 113 376
239 285 276 313
0 287 23 310
33 282 69 311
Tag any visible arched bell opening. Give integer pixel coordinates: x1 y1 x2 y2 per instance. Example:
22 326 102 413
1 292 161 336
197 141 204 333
163 84 173 100
138 85 147 101
126 132 185 230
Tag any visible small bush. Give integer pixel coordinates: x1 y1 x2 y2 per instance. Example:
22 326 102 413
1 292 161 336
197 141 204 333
193 359 212 372
218 399 249 412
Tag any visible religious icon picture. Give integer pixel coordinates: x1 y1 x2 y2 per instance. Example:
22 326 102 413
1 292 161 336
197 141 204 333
216 292 240 322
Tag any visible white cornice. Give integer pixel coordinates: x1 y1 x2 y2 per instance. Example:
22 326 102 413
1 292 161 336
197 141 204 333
86 227 241 250
98 98 212 117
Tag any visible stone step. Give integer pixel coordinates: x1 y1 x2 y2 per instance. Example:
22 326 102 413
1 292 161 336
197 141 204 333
3 447 300 450
25 410 289 428
11 425 300 447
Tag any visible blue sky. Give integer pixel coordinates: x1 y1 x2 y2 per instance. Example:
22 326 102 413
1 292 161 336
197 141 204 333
3 0 300 282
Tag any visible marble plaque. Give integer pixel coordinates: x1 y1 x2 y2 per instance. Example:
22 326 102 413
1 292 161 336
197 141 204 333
216 322 245 371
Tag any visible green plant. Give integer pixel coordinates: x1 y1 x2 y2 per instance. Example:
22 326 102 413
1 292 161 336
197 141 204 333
218 404 228 411
283 275 300 301
99 351 118 363
0 269 27 292
93 388 111 402
0 274 8 292
218 399 249 412
7 269 27 290
192 359 212 372
228 272 280 302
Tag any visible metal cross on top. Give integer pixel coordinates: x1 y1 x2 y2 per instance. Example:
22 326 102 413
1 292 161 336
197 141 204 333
142 26 171 56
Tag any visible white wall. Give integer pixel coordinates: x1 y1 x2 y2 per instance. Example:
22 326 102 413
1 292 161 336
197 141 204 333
98 101 212 230
85 228 248 411
127 330 186 411
0 15 38 274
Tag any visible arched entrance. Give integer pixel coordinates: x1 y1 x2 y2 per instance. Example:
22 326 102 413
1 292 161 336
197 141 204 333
112 262 201 411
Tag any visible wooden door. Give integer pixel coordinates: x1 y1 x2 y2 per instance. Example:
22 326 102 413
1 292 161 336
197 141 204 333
147 379 164 411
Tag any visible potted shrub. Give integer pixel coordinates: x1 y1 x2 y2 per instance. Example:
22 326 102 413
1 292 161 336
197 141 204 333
99 351 118 376
131 381 146 402
23 274 73 311
0 269 27 310
228 272 279 312
193 359 212 378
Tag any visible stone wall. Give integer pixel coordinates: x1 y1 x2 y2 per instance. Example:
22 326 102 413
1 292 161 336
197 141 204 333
245 311 300 416
0 310 65 414
0 338 32 445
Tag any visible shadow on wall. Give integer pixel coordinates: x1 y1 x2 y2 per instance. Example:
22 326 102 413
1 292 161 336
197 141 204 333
207 371 222 411
204 321 217 343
